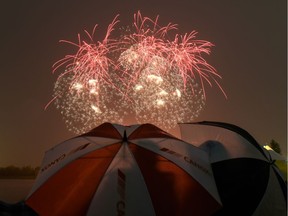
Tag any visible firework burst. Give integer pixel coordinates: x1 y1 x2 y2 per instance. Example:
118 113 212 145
49 11 225 134
167 31 226 97
130 60 205 131
52 15 120 90
53 72 125 134
118 12 176 89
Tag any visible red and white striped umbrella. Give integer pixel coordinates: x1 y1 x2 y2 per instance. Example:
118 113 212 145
25 123 221 216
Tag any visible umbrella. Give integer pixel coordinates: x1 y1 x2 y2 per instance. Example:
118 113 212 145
262 146 287 182
25 123 221 216
179 121 287 216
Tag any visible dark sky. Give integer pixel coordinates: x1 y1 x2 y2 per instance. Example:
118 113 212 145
0 0 286 166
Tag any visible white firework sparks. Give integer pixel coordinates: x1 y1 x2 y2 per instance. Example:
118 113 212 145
129 56 205 131
53 71 125 134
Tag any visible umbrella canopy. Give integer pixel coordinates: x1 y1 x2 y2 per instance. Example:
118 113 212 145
179 121 287 216
25 123 221 216
262 146 287 182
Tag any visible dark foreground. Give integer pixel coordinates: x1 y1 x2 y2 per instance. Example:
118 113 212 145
0 201 37 216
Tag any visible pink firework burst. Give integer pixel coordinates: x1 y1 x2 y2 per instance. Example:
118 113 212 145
52 15 120 90
167 31 227 98
118 11 226 98
118 11 177 87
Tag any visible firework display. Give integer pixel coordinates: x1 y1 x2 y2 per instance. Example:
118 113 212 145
130 65 205 131
51 11 224 134
53 71 125 134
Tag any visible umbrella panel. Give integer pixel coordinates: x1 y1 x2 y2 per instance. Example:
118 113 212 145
129 143 221 215
212 158 270 216
26 143 122 216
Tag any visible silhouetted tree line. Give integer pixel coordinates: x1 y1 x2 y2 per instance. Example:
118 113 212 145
269 139 281 154
0 166 40 179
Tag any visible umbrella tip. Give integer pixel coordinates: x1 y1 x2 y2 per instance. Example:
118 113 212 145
123 130 128 143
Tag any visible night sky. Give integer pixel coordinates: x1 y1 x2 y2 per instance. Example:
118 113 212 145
0 0 286 166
